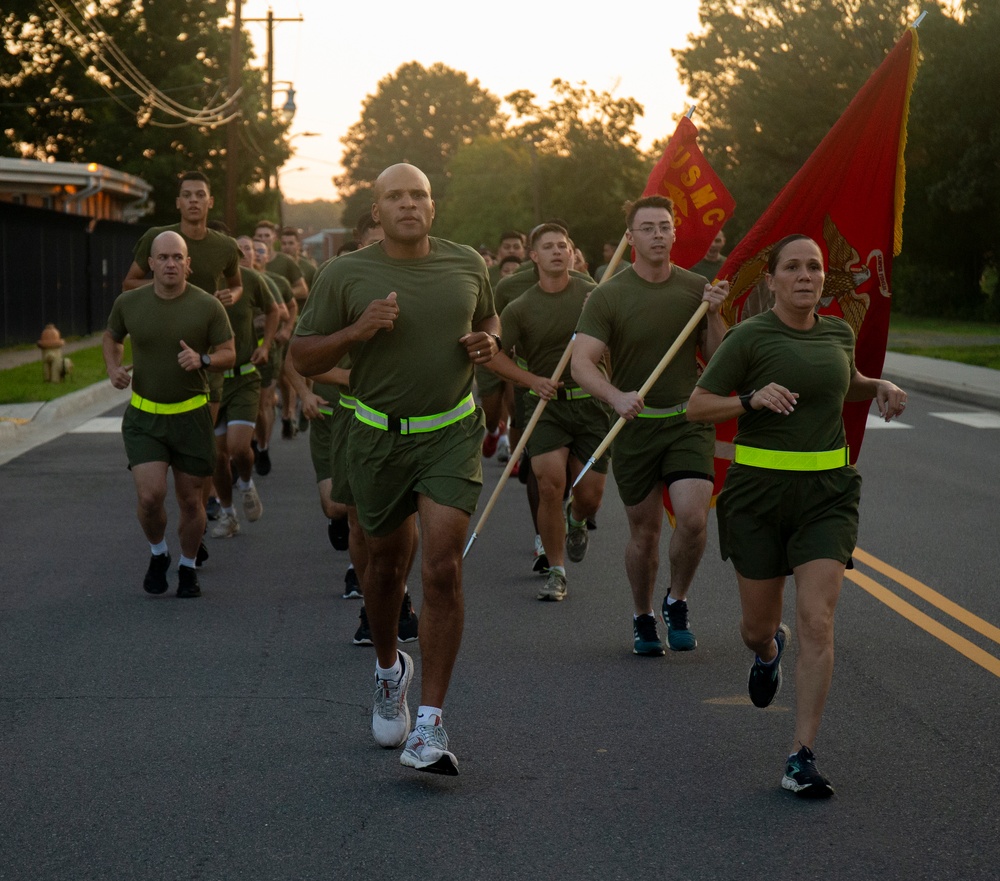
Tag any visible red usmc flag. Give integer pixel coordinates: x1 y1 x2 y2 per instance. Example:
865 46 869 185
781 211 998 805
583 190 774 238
643 116 736 270
716 27 920 466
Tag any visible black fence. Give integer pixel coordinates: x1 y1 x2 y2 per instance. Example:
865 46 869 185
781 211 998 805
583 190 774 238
0 201 145 347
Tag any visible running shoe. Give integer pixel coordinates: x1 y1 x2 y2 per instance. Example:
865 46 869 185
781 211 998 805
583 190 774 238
254 446 272 476
372 650 412 748
242 484 263 522
342 567 362 599
633 613 665 656
211 512 240 539
353 606 373 646
205 497 222 520
400 718 458 776
496 433 511 463
176 564 201 599
143 553 170 595
537 568 568 601
398 593 419 643
565 516 589 563
662 592 697 651
482 429 500 458
781 745 835 798
195 541 209 568
531 535 549 575
748 623 791 708
328 516 350 551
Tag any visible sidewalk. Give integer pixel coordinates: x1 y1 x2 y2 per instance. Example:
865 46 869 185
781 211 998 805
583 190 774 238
881 351 1000 411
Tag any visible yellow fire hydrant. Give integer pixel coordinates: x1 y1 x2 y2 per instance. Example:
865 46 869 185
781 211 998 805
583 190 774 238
37 324 72 382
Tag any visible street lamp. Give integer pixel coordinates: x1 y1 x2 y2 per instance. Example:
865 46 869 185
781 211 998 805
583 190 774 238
272 81 296 124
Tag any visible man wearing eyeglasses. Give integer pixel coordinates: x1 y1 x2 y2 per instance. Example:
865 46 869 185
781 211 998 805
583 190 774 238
571 195 728 657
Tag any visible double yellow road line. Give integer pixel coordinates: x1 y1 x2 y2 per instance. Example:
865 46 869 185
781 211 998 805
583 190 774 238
847 548 1000 678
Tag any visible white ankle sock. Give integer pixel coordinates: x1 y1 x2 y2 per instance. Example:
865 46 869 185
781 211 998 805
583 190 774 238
416 706 442 727
376 656 402 683
150 540 168 556
179 555 196 569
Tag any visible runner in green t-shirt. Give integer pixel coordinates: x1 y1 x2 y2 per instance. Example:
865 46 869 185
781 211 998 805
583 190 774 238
280 226 317 288
104 231 235 600
209 237 280 539
690 229 727 281
123 172 242 306
487 223 610 603
686 234 907 799
572 195 729 657
291 163 499 777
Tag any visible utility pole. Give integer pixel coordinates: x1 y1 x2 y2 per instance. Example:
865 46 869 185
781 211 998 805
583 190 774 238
245 8 304 192
224 0 242 232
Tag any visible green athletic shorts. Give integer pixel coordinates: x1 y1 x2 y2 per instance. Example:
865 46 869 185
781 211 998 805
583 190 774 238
717 464 862 579
525 395 611 473
329 401 355 506
309 408 333 483
347 409 485 536
611 415 714 507
475 363 504 399
512 385 529 431
122 404 217 477
216 371 261 428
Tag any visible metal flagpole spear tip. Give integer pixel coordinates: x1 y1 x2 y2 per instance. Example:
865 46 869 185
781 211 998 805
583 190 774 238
462 533 478 559
573 459 596 489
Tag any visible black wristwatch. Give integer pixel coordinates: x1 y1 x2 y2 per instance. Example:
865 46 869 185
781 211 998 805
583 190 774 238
201 353 212 368
490 333 502 352
739 390 755 412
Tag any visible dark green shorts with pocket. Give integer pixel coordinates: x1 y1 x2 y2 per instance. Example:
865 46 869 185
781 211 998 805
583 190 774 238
122 404 217 477
717 463 862 579
525 395 611 474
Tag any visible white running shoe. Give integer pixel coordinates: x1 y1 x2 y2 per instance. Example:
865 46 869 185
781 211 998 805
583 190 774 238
372 651 413 748
496 433 511 463
210 512 241 539
400 718 458 775
242 484 263 522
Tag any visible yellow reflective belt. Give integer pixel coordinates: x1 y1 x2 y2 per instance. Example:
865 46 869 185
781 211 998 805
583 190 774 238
528 386 591 401
354 394 476 435
339 394 357 411
222 363 258 379
636 402 687 419
733 445 850 471
130 392 208 415
317 407 334 417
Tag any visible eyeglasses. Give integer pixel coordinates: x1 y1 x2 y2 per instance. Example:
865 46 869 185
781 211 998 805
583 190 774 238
630 223 674 236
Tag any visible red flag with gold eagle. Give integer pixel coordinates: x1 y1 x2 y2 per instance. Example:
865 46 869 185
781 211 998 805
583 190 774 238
716 27 920 466
642 116 736 270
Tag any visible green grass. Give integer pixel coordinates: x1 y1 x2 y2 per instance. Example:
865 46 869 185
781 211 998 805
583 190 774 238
889 345 1000 371
0 341 131 404
889 315 1000 336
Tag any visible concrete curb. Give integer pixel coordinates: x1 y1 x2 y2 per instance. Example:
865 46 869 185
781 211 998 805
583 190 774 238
0 380 130 448
881 352 1000 412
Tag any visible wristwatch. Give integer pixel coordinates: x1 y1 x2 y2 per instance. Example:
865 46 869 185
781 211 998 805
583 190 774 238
739 390 755 412
201 353 212 368
490 333 502 351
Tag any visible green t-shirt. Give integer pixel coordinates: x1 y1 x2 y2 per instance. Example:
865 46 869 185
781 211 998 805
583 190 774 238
225 267 277 364
690 254 725 281
495 265 592 316
501 276 596 386
296 237 494 417
297 256 317 288
265 270 294 306
107 283 233 403
267 252 304 291
132 224 240 296
696 310 856 452
575 264 709 408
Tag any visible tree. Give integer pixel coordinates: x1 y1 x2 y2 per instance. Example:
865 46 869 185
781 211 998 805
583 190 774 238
675 0 916 241
895 2 1000 318
439 80 650 260
336 62 503 222
0 0 288 229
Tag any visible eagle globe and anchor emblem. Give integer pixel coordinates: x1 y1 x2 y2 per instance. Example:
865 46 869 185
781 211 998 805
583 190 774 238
720 215 892 335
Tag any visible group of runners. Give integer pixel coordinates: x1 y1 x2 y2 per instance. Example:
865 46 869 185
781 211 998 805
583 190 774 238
104 161 907 796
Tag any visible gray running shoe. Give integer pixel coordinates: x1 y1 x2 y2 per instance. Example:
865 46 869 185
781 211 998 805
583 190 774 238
565 519 589 563
537 568 568 601
211 512 240 539
242 484 263 522
400 720 458 775
372 650 412 749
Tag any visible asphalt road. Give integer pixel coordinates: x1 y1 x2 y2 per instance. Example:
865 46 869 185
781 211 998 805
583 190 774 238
1 389 998 881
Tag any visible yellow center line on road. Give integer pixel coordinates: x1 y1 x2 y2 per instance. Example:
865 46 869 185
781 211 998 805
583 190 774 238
853 547 1000 646
846 563 1000 680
